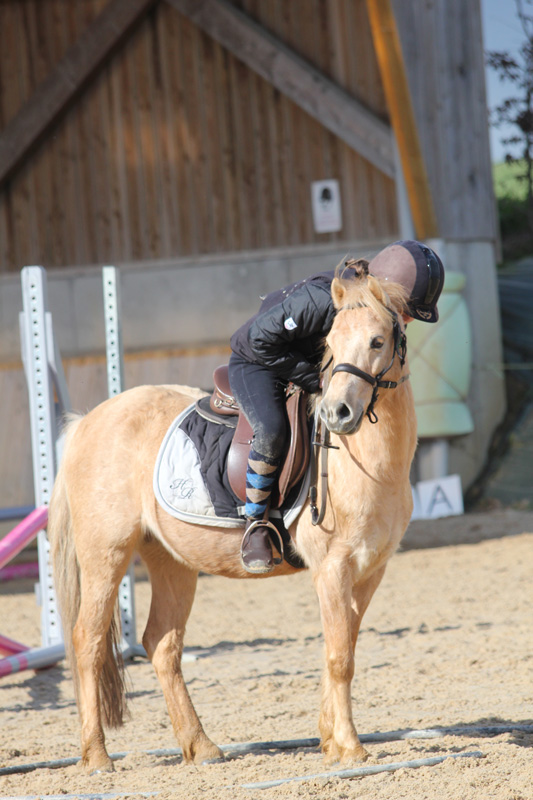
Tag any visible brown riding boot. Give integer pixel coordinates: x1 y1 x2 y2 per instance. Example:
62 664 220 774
240 518 275 574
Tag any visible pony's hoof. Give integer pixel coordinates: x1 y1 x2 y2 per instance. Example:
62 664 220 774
80 756 114 775
321 742 342 766
340 745 370 764
190 742 224 765
201 755 226 765
90 764 115 775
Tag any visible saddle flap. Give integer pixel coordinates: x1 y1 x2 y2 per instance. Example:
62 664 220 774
227 386 310 509
210 365 239 416
227 414 253 503
277 389 310 506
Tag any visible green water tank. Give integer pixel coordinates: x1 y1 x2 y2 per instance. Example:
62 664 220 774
406 271 474 438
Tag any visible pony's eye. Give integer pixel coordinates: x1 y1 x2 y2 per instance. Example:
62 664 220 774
371 336 384 349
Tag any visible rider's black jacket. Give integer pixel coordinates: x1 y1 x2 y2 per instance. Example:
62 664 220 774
230 270 337 394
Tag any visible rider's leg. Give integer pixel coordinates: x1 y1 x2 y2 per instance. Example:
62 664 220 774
240 448 280 572
228 355 288 573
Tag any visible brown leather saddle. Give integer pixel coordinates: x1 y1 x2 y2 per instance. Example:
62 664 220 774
195 365 311 509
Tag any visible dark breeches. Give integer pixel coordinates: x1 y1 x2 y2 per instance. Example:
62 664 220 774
228 354 288 461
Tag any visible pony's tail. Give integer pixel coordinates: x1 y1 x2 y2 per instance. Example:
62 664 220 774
49 414 128 729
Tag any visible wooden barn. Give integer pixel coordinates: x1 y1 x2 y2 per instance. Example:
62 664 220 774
0 0 505 513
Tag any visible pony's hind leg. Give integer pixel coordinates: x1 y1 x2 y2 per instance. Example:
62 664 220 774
73 537 137 772
139 537 223 764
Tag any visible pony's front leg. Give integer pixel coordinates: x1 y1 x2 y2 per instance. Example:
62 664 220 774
315 559 386 764
140 541 223 764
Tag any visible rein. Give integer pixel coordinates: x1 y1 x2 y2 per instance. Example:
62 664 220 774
309 376 338 527
309 307 409 526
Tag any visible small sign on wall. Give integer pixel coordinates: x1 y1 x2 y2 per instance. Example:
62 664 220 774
311 179 342 233
411 474 464 520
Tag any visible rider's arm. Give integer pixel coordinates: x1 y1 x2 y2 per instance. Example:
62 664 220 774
247 283 334 392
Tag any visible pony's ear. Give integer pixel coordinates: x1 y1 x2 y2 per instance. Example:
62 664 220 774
331 277 346 309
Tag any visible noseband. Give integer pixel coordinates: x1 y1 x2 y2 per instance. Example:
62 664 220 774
330 308 409 424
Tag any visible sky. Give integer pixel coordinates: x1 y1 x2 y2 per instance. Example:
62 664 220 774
481 0 528 163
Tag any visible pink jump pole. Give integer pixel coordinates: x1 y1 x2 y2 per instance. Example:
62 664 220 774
0 561 40 582
0 506 48 570
0 644 65 678
0 506 60 677
0 633 29 657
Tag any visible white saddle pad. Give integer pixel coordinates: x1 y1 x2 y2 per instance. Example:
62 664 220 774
153 403 311 529
153 403 243 527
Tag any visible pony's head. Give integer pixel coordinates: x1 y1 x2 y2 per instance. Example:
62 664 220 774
319 267 409 435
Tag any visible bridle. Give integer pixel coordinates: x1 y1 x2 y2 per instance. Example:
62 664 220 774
330 306 408 424
309 305 409 526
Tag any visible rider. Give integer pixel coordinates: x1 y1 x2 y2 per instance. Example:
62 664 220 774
228 240 445 574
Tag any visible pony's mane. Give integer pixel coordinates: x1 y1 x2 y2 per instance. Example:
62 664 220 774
334 259 409 324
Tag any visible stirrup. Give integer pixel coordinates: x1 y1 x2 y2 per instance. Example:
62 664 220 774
241 518 284 567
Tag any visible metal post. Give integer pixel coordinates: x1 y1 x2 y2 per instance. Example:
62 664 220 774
20 267 65 649
102 267 144 659
102 266 125 397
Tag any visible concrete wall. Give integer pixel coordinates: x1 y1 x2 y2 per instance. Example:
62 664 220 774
1 238 506 493
1 240 388 363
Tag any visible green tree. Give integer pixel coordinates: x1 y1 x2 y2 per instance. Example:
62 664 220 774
486 0 533 227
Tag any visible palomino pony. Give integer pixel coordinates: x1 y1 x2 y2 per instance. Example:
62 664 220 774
48 270 417 773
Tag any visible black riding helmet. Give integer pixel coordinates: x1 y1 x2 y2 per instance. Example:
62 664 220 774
368 240 445 323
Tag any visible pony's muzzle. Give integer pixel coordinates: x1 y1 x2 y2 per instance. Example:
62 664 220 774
319 397 364 435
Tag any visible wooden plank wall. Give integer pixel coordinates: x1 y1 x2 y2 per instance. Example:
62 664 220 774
0 0 397 274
